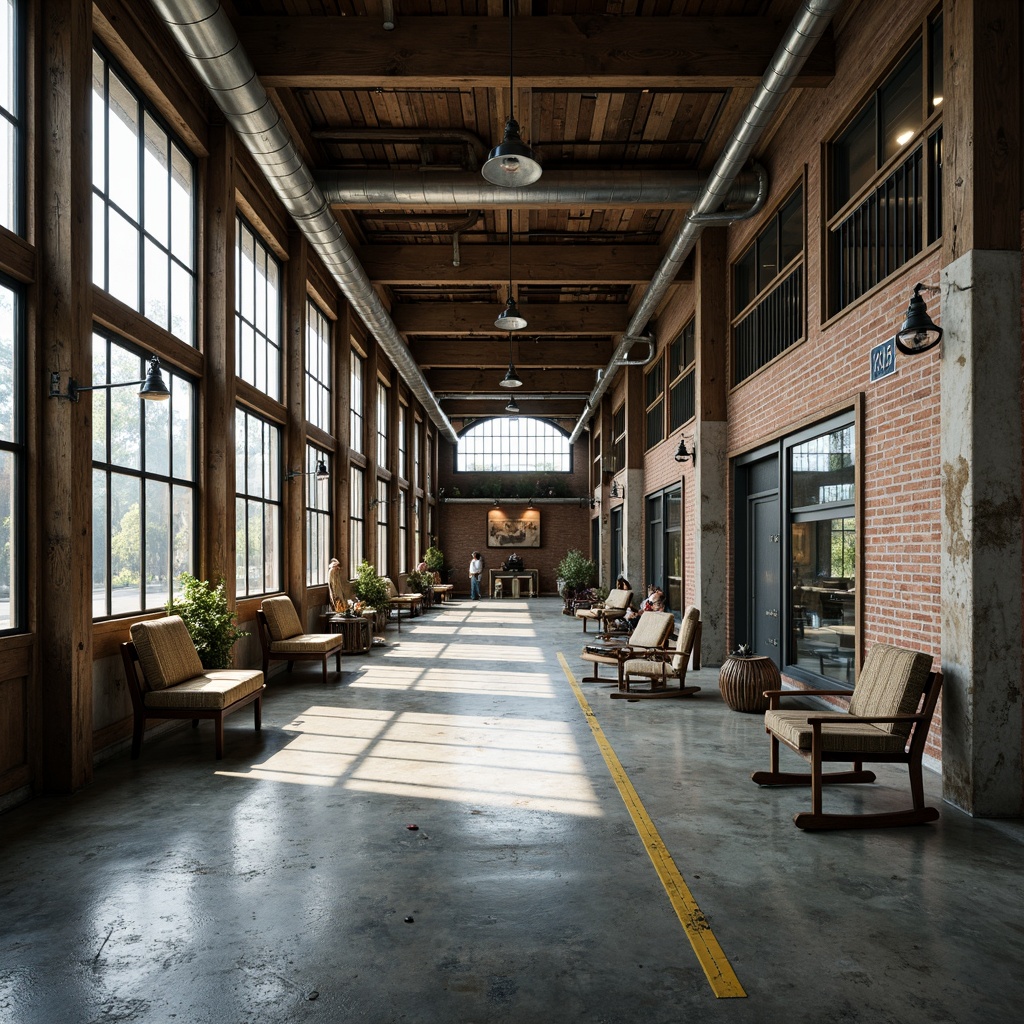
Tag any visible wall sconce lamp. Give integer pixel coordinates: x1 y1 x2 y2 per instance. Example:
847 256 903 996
610 480 625 499
578 496 599 510
285 458 329 482
894 282 943 354
49 354 170 403
674 435 696 465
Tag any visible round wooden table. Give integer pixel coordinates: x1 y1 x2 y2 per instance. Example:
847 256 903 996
718 655 780 713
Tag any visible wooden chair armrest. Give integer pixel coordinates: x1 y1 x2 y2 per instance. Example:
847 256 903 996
765 687 852 709
806 711 927 727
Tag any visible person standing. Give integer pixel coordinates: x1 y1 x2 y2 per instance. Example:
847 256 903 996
469 550 483 600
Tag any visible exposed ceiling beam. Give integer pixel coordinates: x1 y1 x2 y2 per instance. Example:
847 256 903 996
394 303 627 336
410 339 613 368
358 244 687 284
444 402 587 417
426 368 600 392
238 16 835 89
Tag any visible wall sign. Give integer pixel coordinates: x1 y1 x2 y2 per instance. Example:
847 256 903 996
869 337 897 382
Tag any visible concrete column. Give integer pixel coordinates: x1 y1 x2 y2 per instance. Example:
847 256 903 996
694 421 727 665
940 249 1023 817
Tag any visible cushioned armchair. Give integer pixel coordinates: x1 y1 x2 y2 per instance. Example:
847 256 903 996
121 615 265 759
383 577 422 631
575 587 632 633
257 596 346 684
751 642 943 830
611 606 702 700
579 610 674 683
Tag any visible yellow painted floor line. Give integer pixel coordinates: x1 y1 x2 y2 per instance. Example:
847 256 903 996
558 652 747 999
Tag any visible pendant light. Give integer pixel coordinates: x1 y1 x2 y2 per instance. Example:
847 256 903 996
495 209 527 330
482 4 542 187
505 397 521 420
499 332 523 388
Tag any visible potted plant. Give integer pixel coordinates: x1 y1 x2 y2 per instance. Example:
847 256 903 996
166 573 249 669
555 549 597 613
354 560 392 615
423 546 445 575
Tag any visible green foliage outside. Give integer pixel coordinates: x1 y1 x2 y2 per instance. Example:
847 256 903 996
166 573 249 669
354 561 392 611
556 549 596 595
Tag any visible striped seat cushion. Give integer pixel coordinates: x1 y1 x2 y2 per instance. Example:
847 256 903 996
130 616 205 691
764 709 907 754
143 668 264 710
269 634 344 654
849 643 932 738
261 596 304 641
621 656 674 678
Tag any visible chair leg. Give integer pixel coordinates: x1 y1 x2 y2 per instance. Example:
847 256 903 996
322 658 328 686
214 715 225 760
254 695 262 731
192 719 199 728
131 713 145 759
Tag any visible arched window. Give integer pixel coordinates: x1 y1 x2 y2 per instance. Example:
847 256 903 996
456 417 571 473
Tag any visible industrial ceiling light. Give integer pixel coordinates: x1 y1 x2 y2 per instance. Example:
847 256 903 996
894 282 943 354
499 333 523 388
494 210 527 330
505 397 520 419
481 4 541 187
49 353 171 402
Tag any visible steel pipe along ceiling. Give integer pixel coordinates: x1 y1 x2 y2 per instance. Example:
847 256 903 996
568 0 845 443
145 0 459 443
315 169 764 209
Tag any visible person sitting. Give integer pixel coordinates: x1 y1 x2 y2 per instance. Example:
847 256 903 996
623 585 664 631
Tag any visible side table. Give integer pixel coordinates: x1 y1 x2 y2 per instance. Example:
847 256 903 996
718 654 780 713
326 613 372 654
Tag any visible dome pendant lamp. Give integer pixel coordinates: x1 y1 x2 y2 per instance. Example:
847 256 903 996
482 5 542 187
499 333 524 388
495 210 528 331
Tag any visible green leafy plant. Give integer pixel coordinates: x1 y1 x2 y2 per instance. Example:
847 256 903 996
556 549 596 597
405 569 434 594
354 560 392 611
423 546 445 574
166 573 248 669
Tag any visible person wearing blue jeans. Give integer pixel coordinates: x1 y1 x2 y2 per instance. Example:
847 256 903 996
469 551 483 600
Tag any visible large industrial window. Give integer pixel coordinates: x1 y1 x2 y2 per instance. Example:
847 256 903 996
91 333 196 619
644 358 664 450
0 276 24 631
398 495 408 574
305 445 331 587
669 319 696 432
1 0 23 234
732 185 804 384
349 465 365 572
375 479 389 577
611 405 626 473
828 14 942 315
235 215 281 399
788 420 856 683
397 403 407 481
235 407 280 598
376 379 389 467
91 46 196 345
350 350 365 456
305 300 331 433
645 485 682 612
456 418 571 473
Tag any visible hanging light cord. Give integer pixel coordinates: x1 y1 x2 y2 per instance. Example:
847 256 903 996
507 208 514 300
507 3 515 123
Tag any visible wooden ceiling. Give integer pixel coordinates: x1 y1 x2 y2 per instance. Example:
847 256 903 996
224 1 835 425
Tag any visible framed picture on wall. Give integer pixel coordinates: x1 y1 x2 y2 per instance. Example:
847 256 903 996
487 509 541 548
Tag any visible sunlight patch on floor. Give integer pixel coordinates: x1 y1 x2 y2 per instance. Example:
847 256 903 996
381 641 545 663
352 665 556 697
217 706 602 814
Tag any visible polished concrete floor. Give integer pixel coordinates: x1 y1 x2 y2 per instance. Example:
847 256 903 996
1 597 1022 1023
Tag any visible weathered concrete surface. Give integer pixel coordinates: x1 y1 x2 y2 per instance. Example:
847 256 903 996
695 419 728 665
941 248 1024 816
2 599 1023 1024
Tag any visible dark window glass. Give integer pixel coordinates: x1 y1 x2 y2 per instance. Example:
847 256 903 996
757 218 779 291
833 104 876 210
778 190 804 269
733 246 757 314
929 16 944 112
880 43 923 164
790 426 854 509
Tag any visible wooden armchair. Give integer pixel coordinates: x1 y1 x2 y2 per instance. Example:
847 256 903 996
751 642 942 830
610 606 702 700
579 610 674 683
575 587 632 633
383 577 422 631
121 616 265 759
256 596 346 685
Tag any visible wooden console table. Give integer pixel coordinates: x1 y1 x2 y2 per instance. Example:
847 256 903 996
488 569 539 598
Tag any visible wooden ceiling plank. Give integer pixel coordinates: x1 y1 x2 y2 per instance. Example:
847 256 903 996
238 17 835 89
410 338 614 367
426 367 600 392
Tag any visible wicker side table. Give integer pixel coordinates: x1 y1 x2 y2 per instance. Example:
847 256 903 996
718 655 780 713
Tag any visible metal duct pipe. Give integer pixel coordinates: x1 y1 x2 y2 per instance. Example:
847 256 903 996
146 0 458 443
315 169 764 209
569 0 843 443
